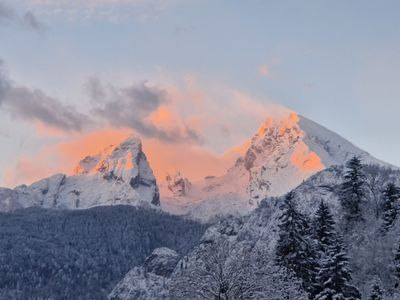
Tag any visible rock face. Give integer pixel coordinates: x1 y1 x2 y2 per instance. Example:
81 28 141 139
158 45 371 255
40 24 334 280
0 136 160 211
161 112 391 222
108 247 179 300
143 247 180 277
165 171 191 197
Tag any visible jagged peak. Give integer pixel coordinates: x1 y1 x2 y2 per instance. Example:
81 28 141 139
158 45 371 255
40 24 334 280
254 112 302 142
165 169 191 197
74 134 143 176
118 135 142 150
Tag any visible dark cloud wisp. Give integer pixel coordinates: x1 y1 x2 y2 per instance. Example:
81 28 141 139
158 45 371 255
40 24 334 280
0 62 202 141
88 79 202 143
0 2 45 32
0 62 90 131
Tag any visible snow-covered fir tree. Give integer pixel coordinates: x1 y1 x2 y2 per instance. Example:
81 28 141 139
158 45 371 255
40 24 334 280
393 243 400 289
276 191 317 296
314 200 336 253
313 200 338 297
315 235 361 300
382 183 400 232
340 156 366 225
368 280 383 300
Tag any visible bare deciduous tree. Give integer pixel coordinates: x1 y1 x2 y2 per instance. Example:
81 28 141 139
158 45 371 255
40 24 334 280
169 239 308 300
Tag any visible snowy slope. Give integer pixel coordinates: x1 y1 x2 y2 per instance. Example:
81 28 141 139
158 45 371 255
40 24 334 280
107 165 400 299
108 247 179 300
161 112 391 222
166 165 400 298
0 136 160 212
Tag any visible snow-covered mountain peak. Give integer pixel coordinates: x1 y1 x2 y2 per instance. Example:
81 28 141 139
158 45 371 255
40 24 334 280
254 111 301 140
162 112 391 222
239 112 321 173
0 135 160 212
74 135 142 176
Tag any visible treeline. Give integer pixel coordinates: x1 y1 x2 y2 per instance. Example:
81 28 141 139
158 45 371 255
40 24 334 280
0 205 207 300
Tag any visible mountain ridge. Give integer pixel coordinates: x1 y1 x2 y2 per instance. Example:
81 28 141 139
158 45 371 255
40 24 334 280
161 112 393 221
0 112 395 218
0 136 159 212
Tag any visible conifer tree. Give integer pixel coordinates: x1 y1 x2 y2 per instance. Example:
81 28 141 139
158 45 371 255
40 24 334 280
314 201 336 253
393 243 400 287
382 183 400 232
315 235 360 300
368 280 383 300
276 192 317 295
340 156 366 225
313 201 337 297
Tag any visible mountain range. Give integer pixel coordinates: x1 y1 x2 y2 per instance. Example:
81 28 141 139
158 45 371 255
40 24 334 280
0 112 390 222
1 111 399 299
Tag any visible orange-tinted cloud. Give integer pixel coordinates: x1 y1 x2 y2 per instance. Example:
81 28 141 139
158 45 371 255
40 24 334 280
2 154 60 188
142 138 232 183
2 78 290 188
2 126 236 188
1 128 132 187
258 65 270 77
55 128 133 166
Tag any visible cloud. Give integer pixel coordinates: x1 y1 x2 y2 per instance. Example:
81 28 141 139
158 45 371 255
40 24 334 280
5 88 90 131
87 78 202 143
0 2 13 21
0 2 45 31
2 155 57 188
0 60 90 132
0 60 10 102
1 127 232 187
22 11 44 31
161 76 290 153
0 68 291 187
27 0 178 22
174 24 195 35
30 0 154 4
258 65 270 77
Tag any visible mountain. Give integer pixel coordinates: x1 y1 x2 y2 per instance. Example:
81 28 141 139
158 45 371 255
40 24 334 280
0 112 392 219
161 112 390 222
0 136 159 212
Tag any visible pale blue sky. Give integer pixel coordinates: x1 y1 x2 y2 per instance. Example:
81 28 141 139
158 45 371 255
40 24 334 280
1 0 400 186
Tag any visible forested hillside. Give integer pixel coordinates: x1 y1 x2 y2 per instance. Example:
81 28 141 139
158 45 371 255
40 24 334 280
0 206 207 300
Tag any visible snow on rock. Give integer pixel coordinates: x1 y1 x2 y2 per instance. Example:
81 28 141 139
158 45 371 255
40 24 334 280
108 248 179 300
143 247 180 277
0 136 160 211
165 171 191 197
108 267 168 300
162 112 392 222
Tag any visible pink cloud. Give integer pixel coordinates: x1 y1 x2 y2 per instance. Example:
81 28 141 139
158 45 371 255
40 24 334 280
1 78 290 187
258 65 270 77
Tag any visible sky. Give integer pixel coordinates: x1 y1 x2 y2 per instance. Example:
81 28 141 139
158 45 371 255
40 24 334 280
0 0 400 187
